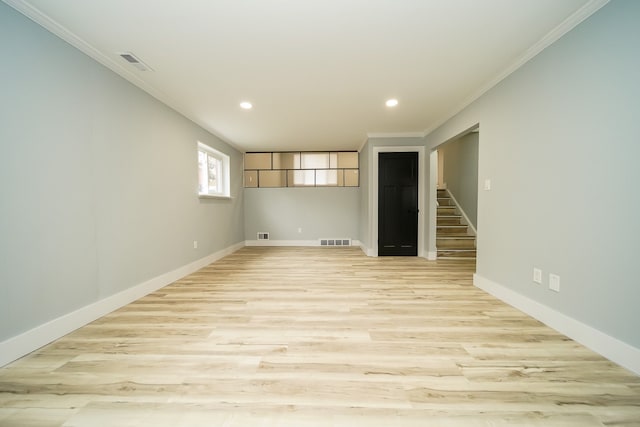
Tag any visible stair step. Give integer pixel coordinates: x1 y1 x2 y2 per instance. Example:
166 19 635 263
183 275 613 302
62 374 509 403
437 238 476 249
437 198 454 206
438 247 476 253
435 189 475 256
437 217 463 225
437 226 469 235
437 249 477 259
437 206 457 215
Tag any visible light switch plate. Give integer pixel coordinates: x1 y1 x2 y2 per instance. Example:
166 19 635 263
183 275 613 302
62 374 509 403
533 268 542 284
549 274 560 292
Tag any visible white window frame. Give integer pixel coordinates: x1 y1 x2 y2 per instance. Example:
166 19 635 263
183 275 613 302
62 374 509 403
198 142 230 198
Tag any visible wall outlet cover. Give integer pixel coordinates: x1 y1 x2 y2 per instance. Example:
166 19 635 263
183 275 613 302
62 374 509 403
533 268 542 284
549 273 560 292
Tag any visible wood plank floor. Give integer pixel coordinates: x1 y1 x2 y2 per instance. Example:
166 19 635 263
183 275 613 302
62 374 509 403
1 247 639 426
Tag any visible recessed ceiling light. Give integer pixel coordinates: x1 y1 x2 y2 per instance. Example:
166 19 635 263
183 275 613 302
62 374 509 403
386 99 398 107
240 102 253 110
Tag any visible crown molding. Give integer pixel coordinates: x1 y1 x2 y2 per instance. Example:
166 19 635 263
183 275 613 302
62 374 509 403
4 0 608 152
366 132 426 139
2 0 243 153
357 136 369 153
423 0 610 137
3 0 158 98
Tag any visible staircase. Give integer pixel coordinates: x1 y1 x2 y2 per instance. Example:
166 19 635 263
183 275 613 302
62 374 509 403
436 189 476 259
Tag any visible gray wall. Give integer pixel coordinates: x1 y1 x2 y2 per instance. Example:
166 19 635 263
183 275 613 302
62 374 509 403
244 188 359 241
425 0 640 348
0 3 244 342
440 132 479 229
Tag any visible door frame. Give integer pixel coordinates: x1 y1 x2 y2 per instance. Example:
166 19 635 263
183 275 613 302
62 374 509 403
372 146 425 258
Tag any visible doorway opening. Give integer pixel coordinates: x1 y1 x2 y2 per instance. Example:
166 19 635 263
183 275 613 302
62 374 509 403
429 125 479 260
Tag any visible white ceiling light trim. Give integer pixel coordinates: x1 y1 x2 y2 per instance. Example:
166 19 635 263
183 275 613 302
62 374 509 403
385 99 398 107
240 102 253 110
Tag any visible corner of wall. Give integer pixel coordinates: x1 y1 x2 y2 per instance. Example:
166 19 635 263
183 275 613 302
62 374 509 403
473 273 640 376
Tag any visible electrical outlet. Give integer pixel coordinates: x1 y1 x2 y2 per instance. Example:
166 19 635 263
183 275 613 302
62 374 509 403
193 240 198 249
549 274 560 292
484 179 492 191
533 268 542 284
298 227 302 233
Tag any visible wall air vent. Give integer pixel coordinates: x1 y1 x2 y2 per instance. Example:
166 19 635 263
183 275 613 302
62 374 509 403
118 52 153 71
319 238 351 247
257 232 270 240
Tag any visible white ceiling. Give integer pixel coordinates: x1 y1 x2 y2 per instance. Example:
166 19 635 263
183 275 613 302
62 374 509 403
5 0 605 152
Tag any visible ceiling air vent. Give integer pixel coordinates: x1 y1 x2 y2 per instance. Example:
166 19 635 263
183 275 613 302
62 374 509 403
118 52 153 71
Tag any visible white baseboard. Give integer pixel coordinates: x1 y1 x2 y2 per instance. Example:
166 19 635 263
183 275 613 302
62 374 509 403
360 243 376 257
246 239 362 248
0 241 244 368
426 251 438 261
474 274 640 375
245 239 317 246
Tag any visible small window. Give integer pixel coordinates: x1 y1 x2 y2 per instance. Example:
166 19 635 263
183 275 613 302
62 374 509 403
198 142 230 198
243 151 359 188
288 169 315 187
301 152 329 169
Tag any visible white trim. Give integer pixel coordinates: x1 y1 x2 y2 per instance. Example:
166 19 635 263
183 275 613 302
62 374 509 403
4 0 607 155
1 0 149 88
428 150 438 257
198 194 232 200
366 132 426 139
0 242 244 368
357 241 375 257
372 146 426 258
422 0 610 138
443 189 477 235
246 240 362 247
474 273 640 376
198 142 230 198
358 137 369 153
360 134 426 155
2 0 243 153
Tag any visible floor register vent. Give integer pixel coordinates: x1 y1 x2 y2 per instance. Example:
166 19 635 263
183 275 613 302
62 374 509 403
320 238 351 247
257 232 270 240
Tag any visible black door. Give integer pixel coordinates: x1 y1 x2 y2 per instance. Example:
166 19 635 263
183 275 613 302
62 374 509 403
378 152 418 256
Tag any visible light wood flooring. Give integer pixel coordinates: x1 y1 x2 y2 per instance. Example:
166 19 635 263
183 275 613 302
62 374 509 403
1 247 639 426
